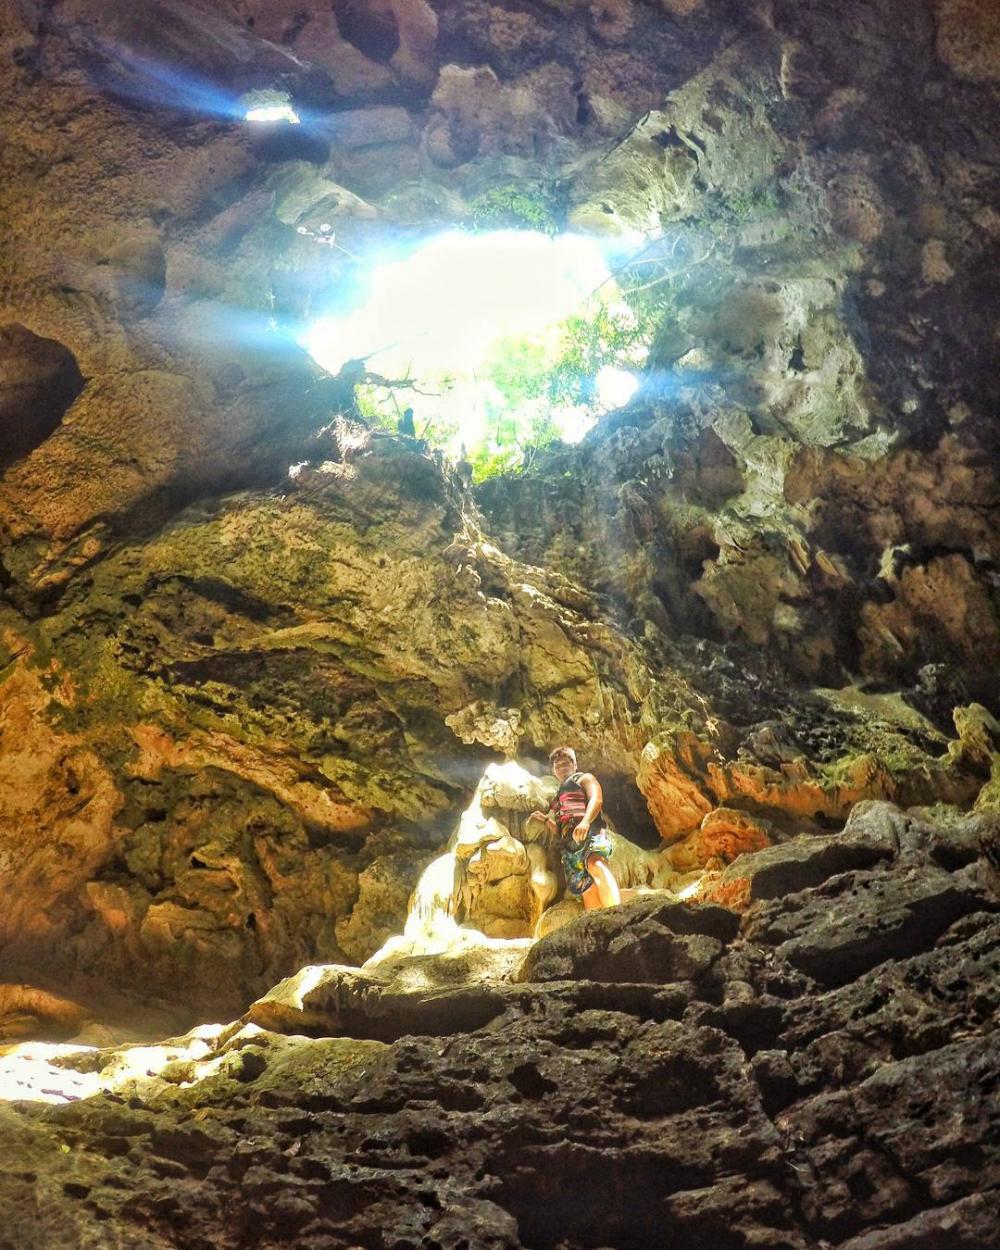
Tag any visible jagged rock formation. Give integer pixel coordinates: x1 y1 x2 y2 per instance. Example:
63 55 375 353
0 1 998 1243
1 800 997 1248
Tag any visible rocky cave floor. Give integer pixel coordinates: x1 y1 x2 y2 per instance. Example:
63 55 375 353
2 800 998 1250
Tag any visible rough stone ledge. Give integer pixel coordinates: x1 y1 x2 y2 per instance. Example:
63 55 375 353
833 1189 1000 1250
715 800 998 905
778 1037 1000 1243
521 894 739 985
743 861 1000 989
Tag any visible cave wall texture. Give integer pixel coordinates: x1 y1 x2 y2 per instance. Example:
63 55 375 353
0 0 998 1246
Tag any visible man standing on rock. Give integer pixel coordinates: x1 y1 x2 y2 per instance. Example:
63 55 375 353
531 747 621 910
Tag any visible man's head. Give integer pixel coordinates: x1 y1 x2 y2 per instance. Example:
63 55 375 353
549 746 577 781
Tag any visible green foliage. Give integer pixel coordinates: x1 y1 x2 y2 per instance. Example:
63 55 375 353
696 185 781 233
465 299 649 481
727 185 780 218
483 335 548 408
354 383 397 428
469 442 523 484
468 185 560 234
345 245 671 484
418 408 460 448
355 382 460 447
548 304 648 408
469 394 562 484
483 302 646 414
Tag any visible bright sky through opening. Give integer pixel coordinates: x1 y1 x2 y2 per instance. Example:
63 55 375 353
303 231 642 449
244 104 300 123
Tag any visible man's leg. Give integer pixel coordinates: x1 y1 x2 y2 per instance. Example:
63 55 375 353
580 881 603 910
585 854 620 908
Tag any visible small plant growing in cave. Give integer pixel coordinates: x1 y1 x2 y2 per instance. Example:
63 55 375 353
693 184 784 238
467 185 562 234
726 185 781 219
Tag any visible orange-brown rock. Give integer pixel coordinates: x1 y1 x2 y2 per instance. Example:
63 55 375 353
666 806 772 872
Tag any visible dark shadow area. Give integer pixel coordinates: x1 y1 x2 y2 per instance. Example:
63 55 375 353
335 0 401 64
0 324 85 469
602 771 661 849
249 123 330 163
495 1149 721 1250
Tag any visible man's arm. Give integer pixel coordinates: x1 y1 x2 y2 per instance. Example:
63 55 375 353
529 805 557 835
573 773 603 842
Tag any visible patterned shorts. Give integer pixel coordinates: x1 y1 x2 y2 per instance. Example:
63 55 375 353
561 828 614 896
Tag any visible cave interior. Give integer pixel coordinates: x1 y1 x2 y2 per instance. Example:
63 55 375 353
0 1 998 1247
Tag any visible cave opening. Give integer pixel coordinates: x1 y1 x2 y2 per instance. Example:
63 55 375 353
302 229 649 480
244 101 300 124
240 87 302 125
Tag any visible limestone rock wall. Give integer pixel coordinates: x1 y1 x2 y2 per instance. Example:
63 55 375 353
0 426 667 1017
2 418 993 1021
